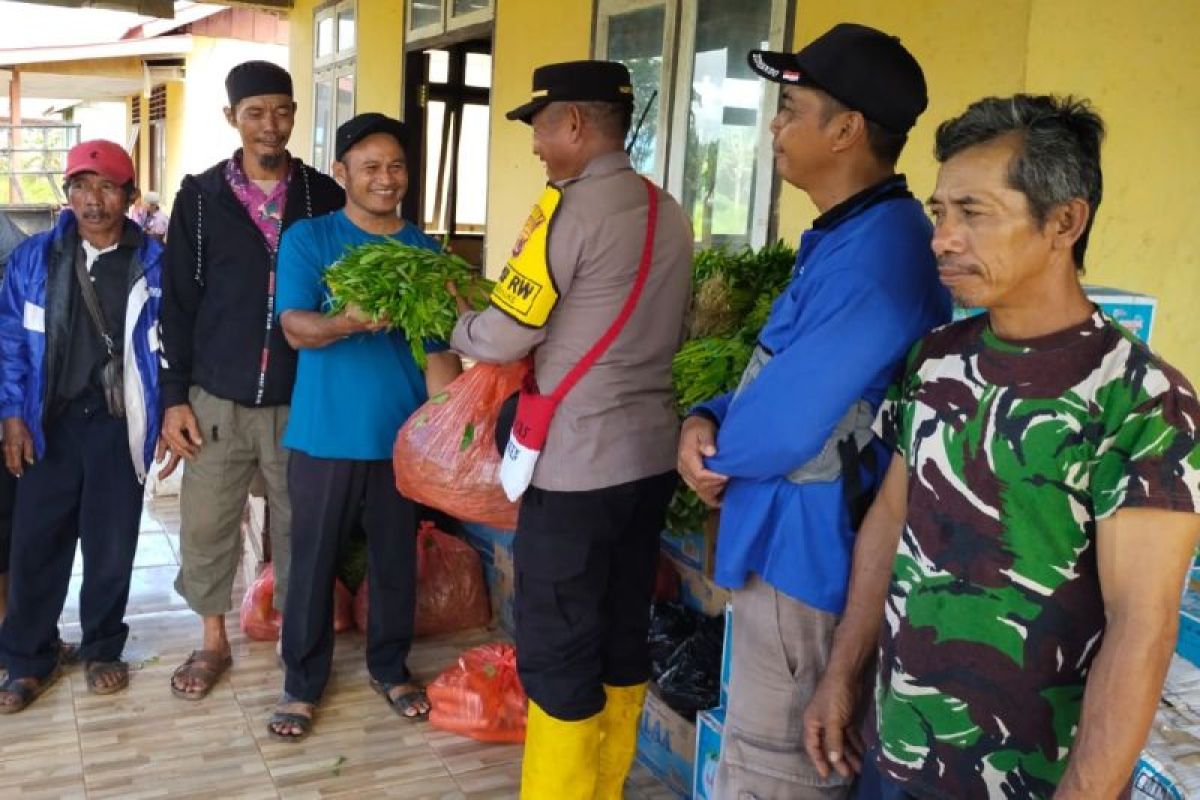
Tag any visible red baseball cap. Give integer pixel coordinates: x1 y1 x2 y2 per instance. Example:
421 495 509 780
64 140 135 185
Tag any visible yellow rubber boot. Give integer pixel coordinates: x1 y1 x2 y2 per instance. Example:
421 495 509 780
593 682 649 800
519 700 602 800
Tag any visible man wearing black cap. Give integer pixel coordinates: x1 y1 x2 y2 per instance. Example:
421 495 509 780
263 112 461 740
159 60 344 702
676 24 951 798
449 61 692 798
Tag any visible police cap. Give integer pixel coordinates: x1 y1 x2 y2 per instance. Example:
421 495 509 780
505 60 634 125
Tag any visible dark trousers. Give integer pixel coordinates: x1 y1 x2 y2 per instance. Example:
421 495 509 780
0 465 15 574
514 470 677 721
282 451 417 703
0 396 143 679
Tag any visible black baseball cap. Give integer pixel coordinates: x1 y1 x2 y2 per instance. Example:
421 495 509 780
335 112 408 161
748 23 927 133
506 60 634 125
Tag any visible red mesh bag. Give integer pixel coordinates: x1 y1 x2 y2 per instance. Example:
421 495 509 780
240 564 281 641
427 643 527 743
394 362 525 529
240 564 354 640
355 521 491 637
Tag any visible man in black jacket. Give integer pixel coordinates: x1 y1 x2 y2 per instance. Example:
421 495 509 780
158 61 343 701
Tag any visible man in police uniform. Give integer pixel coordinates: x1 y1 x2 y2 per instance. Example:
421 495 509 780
450 61 692 799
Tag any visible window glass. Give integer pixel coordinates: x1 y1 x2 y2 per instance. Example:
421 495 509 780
452 0 489 15
455 103 490 231
423 100 448 232
680 0 773 247
316 14 334 59
604 5 667 176
313 77 333 171
336 5 355 52
428 50 450 83
409 0 443 30
336 72 355 128
464 52 492 88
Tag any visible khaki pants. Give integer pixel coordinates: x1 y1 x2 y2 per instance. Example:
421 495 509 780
714 575 852 800
174 387 291 616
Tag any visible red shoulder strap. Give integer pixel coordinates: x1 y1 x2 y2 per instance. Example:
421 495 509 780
548 177 659 402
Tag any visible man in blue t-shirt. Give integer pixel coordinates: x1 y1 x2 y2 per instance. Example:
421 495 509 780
267 113 462 741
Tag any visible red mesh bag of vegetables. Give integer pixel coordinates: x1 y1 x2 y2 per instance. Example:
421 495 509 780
241 564 354 640
427 643 527 743
354 521 490 637
394 362 525 529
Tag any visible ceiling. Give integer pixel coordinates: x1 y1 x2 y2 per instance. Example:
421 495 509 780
6 0 291 19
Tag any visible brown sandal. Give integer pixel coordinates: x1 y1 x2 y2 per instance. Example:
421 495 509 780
171 649 232 701
0 665 63 714
85 660 129 695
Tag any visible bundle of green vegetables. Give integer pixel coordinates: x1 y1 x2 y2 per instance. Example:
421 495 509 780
324 240 494 368
667 241 797 535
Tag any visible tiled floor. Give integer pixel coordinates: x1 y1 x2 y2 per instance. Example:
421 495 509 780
1 495 677 799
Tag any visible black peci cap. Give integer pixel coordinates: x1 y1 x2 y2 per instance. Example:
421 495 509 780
748 23 927 133
335 112 408 161
506 60 634 125
225 60 293 108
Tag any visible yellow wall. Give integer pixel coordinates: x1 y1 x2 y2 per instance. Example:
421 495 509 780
1025 0 1200 383
289 0 406 167
776 0 1033 243
483 1 594 274
163 81 186 209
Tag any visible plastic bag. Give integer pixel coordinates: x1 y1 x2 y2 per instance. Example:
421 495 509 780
655 611 725 721
427 642 527 743
354 521 491 637
394 363 526 529
240 563 355 641
240 564 282 641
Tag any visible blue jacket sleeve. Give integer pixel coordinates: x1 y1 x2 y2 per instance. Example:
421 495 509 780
705 269 918 480
693 391 733 424
0 241 32 420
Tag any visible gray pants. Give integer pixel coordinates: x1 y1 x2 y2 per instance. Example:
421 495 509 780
174 387 291 616
714 575 852 800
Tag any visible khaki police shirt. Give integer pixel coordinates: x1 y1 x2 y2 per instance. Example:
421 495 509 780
450 150 692 492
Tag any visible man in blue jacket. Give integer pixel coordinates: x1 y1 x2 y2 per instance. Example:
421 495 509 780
0 140 162 711
677 24 951 798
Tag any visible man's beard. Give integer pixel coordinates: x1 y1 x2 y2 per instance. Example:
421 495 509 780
258 152 285 171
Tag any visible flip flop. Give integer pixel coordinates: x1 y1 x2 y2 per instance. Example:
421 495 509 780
171 649 233 701
0 664 63 714
370 678 431 722
267 693 314 743
85 660 129 696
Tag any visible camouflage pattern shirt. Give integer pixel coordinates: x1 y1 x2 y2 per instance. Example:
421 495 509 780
873 309 1200 798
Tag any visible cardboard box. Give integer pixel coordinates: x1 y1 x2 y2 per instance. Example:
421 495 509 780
665 555 730 617
692 706 726 800
952 285 1157 343
1177 585 1200 668
720 602 733 708
661 512 719 577
636 688 696 798
460 522 517 636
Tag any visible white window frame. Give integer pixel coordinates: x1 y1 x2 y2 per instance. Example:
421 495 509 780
313 0 357 172
408 0 494 44
594 0 678 185
595 0 789 247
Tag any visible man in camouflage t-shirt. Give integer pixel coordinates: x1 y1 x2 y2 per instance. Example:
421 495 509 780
801 95 1200 800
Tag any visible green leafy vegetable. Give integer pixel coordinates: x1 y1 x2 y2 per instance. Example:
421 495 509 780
325 240 494 368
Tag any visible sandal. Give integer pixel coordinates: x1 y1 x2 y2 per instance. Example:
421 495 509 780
57 639 80 666
171 650 232 701
0 665 63 714
267 694 314 743
85 660 129 696
370 678 431 722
